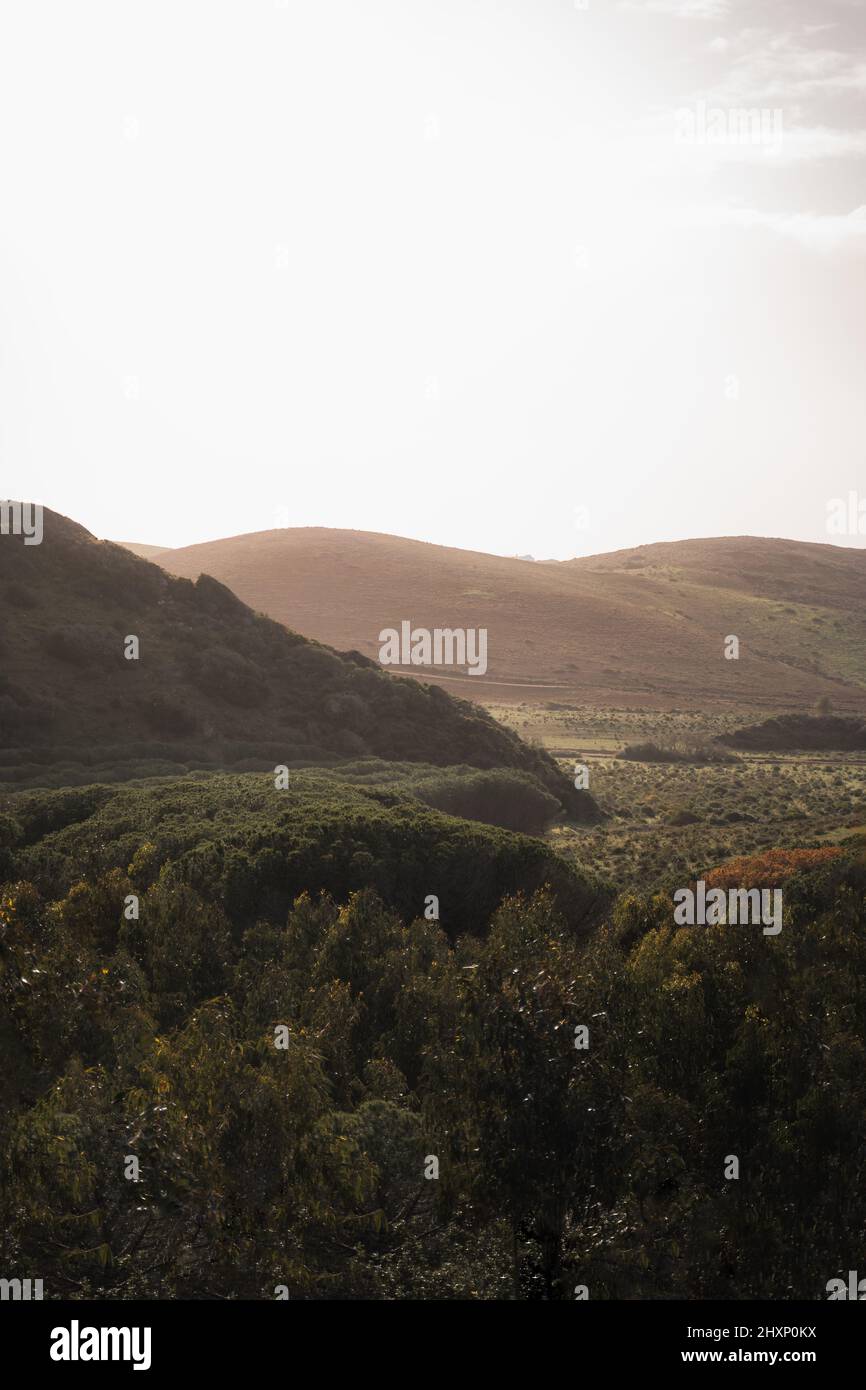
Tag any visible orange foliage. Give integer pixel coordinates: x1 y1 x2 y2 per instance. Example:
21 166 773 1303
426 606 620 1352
704 847 843 890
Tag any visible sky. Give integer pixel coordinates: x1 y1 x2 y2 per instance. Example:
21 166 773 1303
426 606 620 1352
1 0 864 559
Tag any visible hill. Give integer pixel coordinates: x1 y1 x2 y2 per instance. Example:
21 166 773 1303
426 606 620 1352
115 542 170 560
153 529 866 712
0 508 596 817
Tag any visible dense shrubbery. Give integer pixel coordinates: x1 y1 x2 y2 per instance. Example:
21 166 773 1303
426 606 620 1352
356 764 563 833
719 713 866 752
1 777 864 1300
703 847 844 890
0 770 608 938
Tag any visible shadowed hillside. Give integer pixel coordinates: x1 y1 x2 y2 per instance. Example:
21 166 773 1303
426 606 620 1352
152 528 866 712
0 509 596 817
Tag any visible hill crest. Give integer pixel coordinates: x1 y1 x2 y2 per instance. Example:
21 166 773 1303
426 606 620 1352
0 508 596 817
146 527 866 712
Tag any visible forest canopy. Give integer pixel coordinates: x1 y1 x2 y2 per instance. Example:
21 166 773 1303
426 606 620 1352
2 768 864 1300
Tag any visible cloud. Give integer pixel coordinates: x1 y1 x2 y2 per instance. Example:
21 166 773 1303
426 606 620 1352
632 23 866 173
618 0 729 15
703 29 866 105
767 124 866 162
673 202 866 251
631 106 866 171
672 116 866 165
736 204 866 251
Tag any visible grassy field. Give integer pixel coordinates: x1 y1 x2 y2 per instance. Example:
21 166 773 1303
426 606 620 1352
489 701 866 887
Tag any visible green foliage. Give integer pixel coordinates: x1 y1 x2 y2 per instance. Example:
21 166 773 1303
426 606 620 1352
2 815 865 1299
2 769 608 937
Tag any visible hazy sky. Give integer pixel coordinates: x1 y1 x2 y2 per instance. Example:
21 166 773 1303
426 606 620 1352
1 0 864 558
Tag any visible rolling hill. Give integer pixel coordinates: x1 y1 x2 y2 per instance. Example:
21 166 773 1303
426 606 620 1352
115 542 170 560
148 529 866 712
0 508 596 817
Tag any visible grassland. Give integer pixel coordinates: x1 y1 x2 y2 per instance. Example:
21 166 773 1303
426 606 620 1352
488 701 866 887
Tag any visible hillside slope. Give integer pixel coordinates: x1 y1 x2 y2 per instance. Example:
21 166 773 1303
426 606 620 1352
0 509 595 816
115 542 169 560
2 770 609 936
155 528 866 711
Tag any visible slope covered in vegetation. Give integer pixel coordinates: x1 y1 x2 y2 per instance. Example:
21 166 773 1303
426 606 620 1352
0 510 597 819
0 770 609 937
2 822 863 1300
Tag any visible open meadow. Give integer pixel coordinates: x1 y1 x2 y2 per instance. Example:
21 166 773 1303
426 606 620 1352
488 702 866 887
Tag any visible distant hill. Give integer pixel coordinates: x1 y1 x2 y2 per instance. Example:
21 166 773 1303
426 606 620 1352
0 509 597 818
156 528 866 712
116 542 170 560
